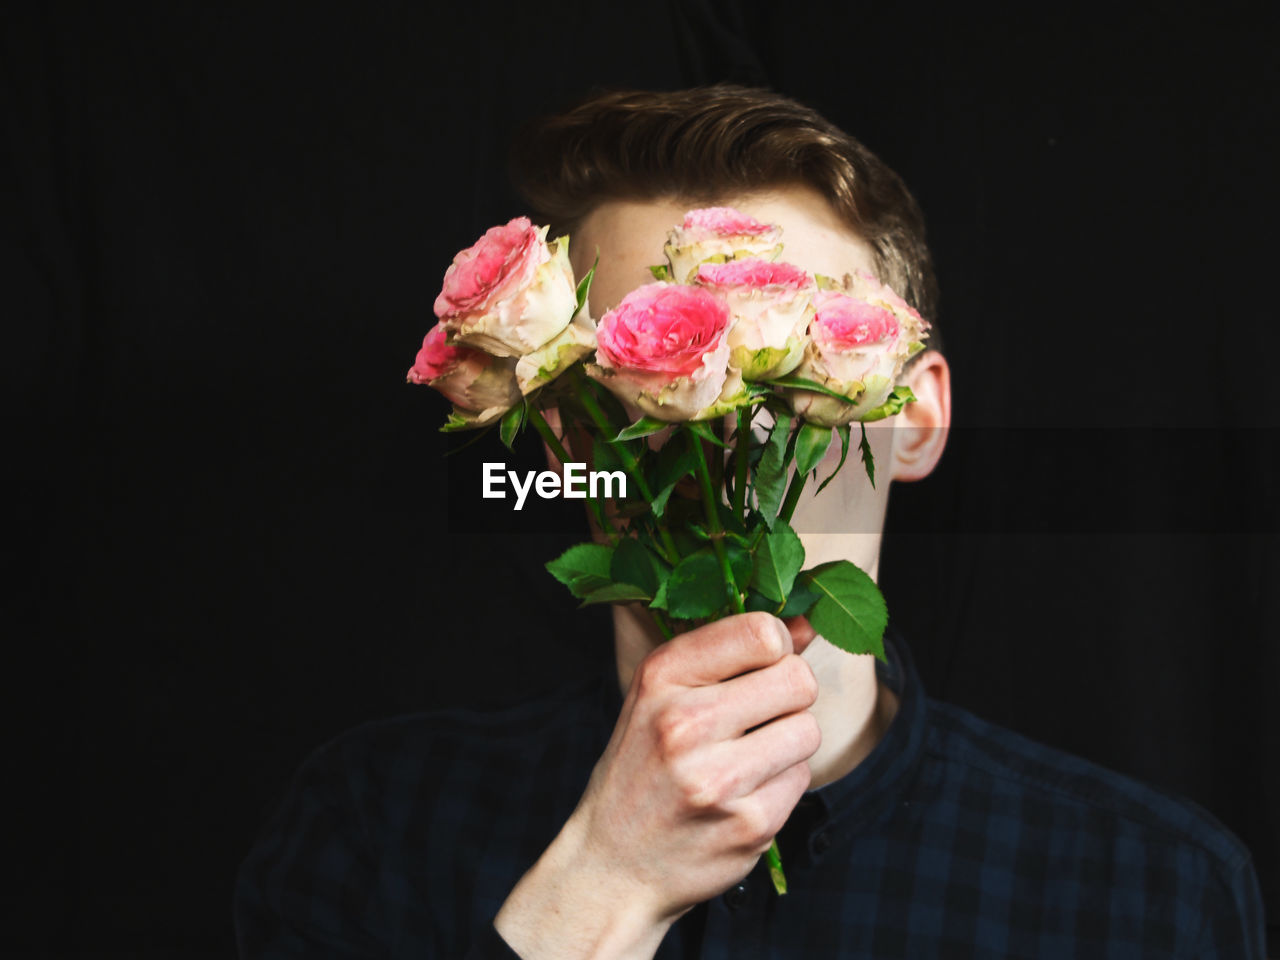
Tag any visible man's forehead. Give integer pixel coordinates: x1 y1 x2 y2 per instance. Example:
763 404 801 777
570 186 879 314
569 199 688 309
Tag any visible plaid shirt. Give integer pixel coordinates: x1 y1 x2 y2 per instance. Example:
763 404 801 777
236 636 1265 958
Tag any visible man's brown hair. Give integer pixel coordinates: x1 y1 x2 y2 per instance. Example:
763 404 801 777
509 84 940 333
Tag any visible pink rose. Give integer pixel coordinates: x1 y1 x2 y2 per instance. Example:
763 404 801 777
434 217 581 360
434 218 541 319
809 290 901 381
680 207 778 240
587 283 744 421
695 258 815 381
407 323 520 425
849 270 927 328
663 206 783 283
786 278 928 426
695 258 808 288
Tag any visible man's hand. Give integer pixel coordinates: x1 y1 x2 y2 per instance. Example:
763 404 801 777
494 612 820 959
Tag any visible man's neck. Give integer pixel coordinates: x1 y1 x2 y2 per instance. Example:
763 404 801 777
611 604 898 789
798 631 898 787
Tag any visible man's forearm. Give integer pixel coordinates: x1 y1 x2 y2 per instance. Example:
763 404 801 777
493 814 673 960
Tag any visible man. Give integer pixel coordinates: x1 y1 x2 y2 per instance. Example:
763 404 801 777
236 86 1265 958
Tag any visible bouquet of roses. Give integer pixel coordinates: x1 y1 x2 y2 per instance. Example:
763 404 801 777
408 207 928 892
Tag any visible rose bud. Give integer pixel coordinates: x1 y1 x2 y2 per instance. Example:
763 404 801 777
695 258 815 381
435 216 580 360
663 206 783 284
785 276 928 426
407 323 520 426
587 282 746 422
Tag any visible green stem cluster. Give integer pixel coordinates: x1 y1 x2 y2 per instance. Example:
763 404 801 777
688 429 745 615
732 408 750 517
527 406 616 542
572 378 681 564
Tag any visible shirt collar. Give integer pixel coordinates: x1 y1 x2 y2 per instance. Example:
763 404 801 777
780 629 930 866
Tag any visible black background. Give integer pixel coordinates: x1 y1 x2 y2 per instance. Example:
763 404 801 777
5 1 1277 956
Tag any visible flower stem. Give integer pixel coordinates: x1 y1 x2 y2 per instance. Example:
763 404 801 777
732 408 751 521
766 839 788 894
526 404 571 466
687 428 745 615
527 405 615 541
573 378 680 563
692 420 782 891
779 466 808 524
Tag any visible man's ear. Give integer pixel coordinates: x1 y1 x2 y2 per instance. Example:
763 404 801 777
888 350 951 483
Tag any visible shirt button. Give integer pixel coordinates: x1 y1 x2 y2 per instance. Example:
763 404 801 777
723 883 748 909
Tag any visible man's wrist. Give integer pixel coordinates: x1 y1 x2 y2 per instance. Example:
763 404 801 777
493 814 673 960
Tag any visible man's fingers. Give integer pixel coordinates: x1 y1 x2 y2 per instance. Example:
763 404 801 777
643 612 793 688
719 759 813 854
726 710 821 795
686 654 817 741
683 710 821 811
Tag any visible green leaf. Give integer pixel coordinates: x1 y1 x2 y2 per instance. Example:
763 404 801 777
860 385 917 423
663 551 728 620
610 539 661 597
440 409 500 439
794 422 833 476
754 414 791 527
579 582 651 606
592 434 645 476
648 263 672 281
440 410 471 433
651 444 697 519
650 577 670 612
750 520 805 602
591 436 624 475
574 253 598 317
777 580 821 618
816 424 852 495
615 416 669 442
499 401 525 451
725 540 753 593
767 374 856 403
714 503 745 537
801 560 887 660
684 419 730 449
858 422 875 488
545 543 616 599
669 523 704 559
